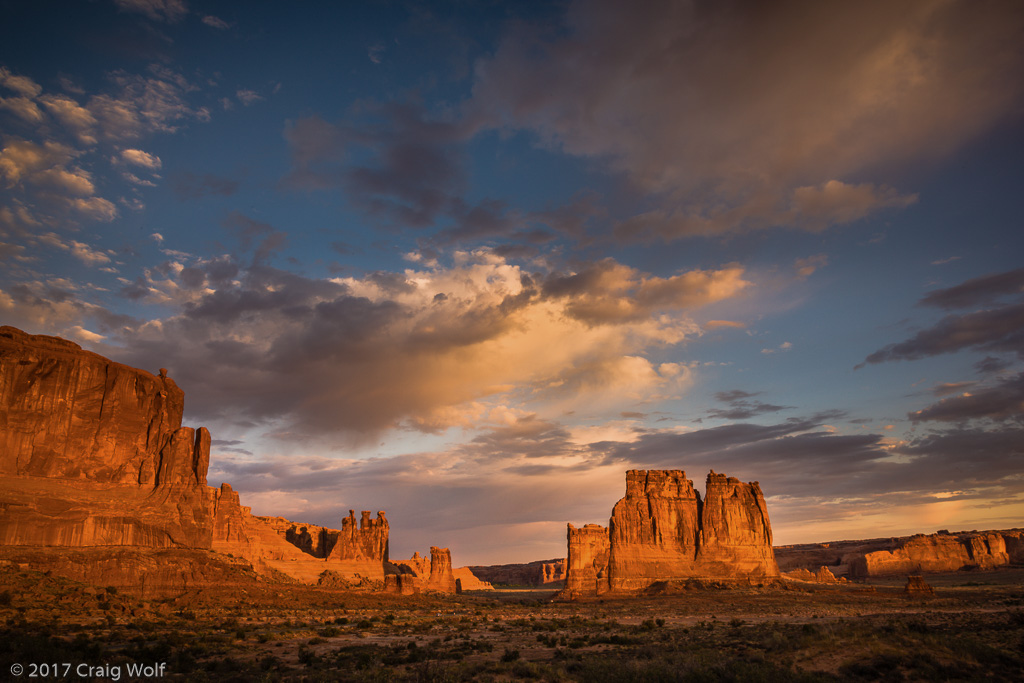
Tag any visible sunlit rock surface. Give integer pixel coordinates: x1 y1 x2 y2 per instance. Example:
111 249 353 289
562 469 779 598
0 326 389 586
849 531 1010 578
391 546 457 593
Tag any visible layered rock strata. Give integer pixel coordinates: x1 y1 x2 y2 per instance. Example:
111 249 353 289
775 528 1024 578
562 470 779 598
468 558 566 587
391 546 457 593
849 531 1010 578
0 326 389 586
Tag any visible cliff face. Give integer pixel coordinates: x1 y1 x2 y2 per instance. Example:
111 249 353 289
466 558 567 587
849 531 1010 578
0 326 391 587
0 326 215 549
391 547 457 593
563 470 778 598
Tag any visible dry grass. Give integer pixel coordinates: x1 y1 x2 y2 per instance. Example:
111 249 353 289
1 565 1023 681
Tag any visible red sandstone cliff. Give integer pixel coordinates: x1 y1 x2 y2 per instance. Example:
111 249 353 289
0 326 390 587
849 531 1010 578
562 469 779 598
0 326 215 549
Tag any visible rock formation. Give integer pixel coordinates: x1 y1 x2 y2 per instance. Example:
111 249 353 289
782 566 842 583
391 546 457 593
0 326 216 549
562 470 779 598
452 567 493 590
0 326 390 588
904 575 934 595
849 531 1009 578
468 558 566 587
776 528 1024 579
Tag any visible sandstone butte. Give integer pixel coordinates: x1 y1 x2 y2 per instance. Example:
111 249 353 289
0 326 454 593
561 469 779 598
386 547 458 594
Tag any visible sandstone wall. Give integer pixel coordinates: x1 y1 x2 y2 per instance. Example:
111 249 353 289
0 326 390 587
563 469 779 598
0 326 215 549
849 531 1011 578
564 524 610 598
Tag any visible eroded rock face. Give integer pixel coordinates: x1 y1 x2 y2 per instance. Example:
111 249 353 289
0 326 215 549
467 558 566 587
850 531 1010 578
392 547 457 593
0 326 391 587
563 470 779 598
452 567 493 590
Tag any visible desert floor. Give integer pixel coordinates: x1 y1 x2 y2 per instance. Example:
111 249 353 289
2 565 1023 681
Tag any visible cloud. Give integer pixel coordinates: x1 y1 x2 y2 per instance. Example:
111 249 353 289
112 0 188 23
910 372 1024 424
789 181 917 231
861 302 1024 366
761 341 793 355
201 15 230 30
236 89 263 106
0 67 42 98
467 0 1024 239
94 252 747 443
707 390 792 421
0 96 44 123
540 258 749 325
118 148 162 169
918 268 1024 310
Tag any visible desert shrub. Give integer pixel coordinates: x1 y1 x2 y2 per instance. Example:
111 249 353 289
501 647 520 662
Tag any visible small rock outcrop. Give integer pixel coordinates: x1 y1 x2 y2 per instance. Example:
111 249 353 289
452 567 493 590
562 470 779 598
904 575 934 595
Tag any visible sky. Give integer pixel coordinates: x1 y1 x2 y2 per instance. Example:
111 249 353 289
2 0 1023 566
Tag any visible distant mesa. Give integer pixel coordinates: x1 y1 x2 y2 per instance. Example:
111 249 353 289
0 325 460 592
467 558 565 587
561 469 779 599
775 528 1024 580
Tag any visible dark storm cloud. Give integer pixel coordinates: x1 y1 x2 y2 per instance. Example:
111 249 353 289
918 268 1024 310
860 302 1024 366
170 171 239 200
910 372 1024 424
